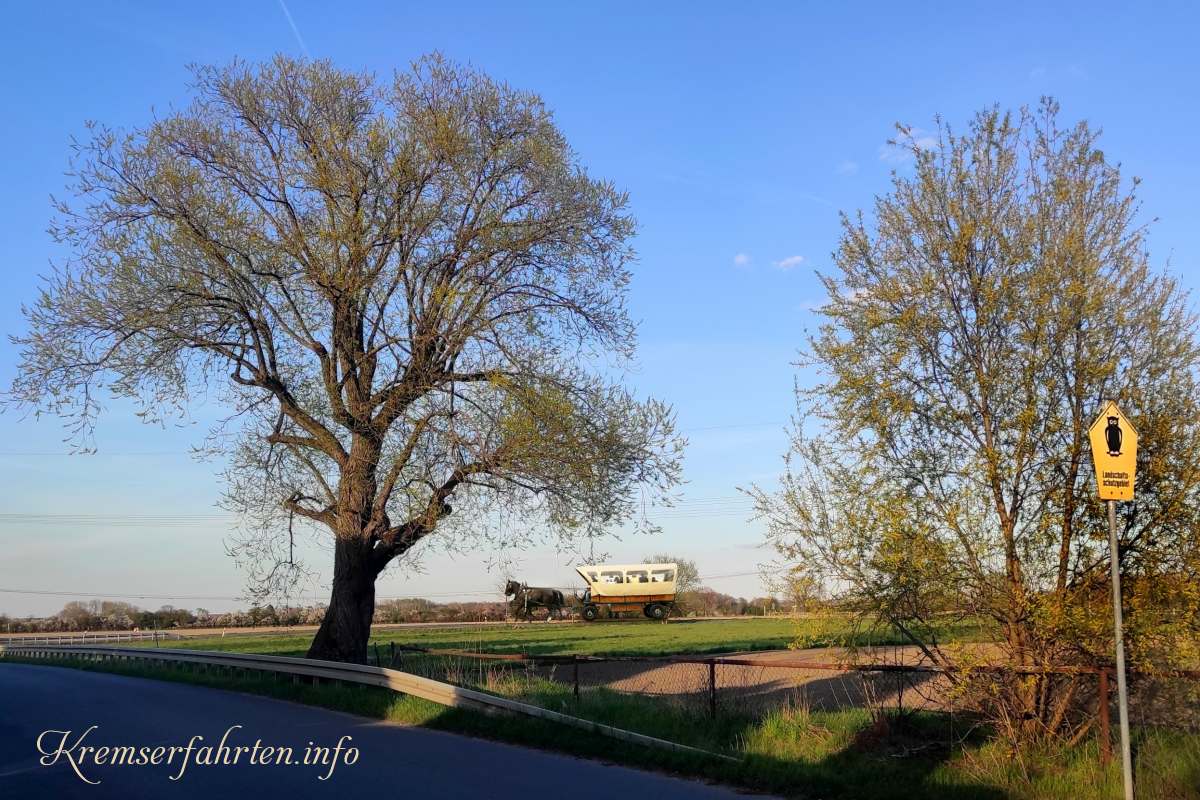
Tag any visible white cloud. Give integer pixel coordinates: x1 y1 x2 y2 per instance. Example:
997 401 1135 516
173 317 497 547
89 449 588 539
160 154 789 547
732 253 752 269
878 143 909 163
837 159 859 175
773 255 805 270
879 127 937 164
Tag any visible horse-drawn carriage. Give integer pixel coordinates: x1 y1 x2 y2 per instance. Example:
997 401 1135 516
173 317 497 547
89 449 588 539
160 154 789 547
575 562 678 621
503 562 678 621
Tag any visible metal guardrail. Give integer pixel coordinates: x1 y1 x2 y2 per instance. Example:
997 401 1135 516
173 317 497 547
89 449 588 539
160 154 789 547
0 643 735 763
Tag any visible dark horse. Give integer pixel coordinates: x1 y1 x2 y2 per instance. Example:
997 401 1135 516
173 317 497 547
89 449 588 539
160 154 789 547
504 580 565 620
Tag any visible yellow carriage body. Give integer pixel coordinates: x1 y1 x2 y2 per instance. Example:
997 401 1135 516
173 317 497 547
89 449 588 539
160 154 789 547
575 563 678 613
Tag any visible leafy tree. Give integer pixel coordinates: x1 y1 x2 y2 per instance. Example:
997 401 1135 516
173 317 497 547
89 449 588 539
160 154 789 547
643 552 703 612
750 100 1200 742
772 569 827 613
643 553 700 594
57 601 98 630
8 55 682 663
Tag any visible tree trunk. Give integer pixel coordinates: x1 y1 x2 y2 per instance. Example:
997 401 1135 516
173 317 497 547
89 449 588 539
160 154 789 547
307 537 376 663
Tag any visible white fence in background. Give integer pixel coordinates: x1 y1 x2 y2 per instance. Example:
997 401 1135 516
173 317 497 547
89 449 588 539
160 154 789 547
0 631 182 646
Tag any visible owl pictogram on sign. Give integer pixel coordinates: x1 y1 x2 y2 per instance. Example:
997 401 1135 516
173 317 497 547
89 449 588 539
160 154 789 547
1105 416 1123 457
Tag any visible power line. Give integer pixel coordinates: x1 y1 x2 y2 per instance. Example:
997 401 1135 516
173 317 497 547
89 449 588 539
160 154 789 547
0 570 766 605
0 587 501 602
0 421 787 457
0 514 228 526
0 452 188 457
0 498 760 526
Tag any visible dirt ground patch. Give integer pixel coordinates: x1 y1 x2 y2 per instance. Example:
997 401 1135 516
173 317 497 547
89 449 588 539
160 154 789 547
538 645 982 715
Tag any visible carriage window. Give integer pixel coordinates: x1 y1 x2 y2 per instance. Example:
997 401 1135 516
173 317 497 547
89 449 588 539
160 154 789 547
626 570 649 583
586 571 600 583
600 571 623 583
651 569 675 582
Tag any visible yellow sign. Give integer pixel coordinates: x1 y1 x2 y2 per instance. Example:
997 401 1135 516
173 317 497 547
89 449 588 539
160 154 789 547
1089 400 1137 501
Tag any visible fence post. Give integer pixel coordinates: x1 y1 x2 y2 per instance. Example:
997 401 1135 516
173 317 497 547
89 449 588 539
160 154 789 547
708 660 717 719
374 643 382 668
1098 668 1112 765
573 656 580 701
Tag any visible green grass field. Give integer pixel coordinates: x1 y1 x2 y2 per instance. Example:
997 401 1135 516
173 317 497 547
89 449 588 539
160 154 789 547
149 614 990 658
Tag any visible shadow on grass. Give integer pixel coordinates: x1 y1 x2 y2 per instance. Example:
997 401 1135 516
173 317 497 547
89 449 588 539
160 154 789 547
397 650 948 722
439 666 1008 799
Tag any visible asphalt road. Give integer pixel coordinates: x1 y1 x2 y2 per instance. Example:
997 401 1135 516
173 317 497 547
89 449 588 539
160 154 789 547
0 663 753 799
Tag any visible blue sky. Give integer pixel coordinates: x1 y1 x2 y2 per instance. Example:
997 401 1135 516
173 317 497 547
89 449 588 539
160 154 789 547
2 1 1199 616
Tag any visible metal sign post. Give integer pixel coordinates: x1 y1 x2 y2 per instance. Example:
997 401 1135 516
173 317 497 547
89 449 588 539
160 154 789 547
1089 400 1137 800
1106 498 1134 800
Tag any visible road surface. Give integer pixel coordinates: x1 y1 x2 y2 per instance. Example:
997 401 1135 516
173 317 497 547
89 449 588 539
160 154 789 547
0 663 753 799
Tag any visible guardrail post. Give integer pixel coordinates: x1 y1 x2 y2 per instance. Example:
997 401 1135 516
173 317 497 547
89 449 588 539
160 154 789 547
1098 668 1112 764
573 656 580 701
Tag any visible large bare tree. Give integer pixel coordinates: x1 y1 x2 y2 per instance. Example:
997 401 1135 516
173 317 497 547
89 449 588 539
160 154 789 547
8 55 682 663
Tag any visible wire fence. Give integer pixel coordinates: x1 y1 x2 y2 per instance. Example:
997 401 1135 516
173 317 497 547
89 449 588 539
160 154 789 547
368 642 1200 764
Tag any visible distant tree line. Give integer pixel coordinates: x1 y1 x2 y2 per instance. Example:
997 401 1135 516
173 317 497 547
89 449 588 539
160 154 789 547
1 590 789 633
680 589 783 617
0 600 329 633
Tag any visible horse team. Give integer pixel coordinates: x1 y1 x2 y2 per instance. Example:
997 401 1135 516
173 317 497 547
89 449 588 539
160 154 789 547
504 580 566 620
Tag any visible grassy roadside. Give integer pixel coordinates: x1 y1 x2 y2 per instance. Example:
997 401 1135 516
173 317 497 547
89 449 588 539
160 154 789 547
4 654 1196 799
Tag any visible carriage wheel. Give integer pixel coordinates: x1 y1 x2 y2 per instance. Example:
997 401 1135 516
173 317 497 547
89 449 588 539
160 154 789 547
582 604 600 622
646 603 668 620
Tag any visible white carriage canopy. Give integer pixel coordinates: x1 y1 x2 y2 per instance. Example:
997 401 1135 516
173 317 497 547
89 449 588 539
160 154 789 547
575 563 678 598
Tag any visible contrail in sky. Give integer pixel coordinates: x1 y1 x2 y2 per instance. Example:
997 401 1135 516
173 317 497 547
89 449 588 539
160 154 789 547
276 0 312 58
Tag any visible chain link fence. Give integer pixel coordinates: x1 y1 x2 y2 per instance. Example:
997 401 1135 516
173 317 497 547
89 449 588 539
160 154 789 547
369 641 1200 763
